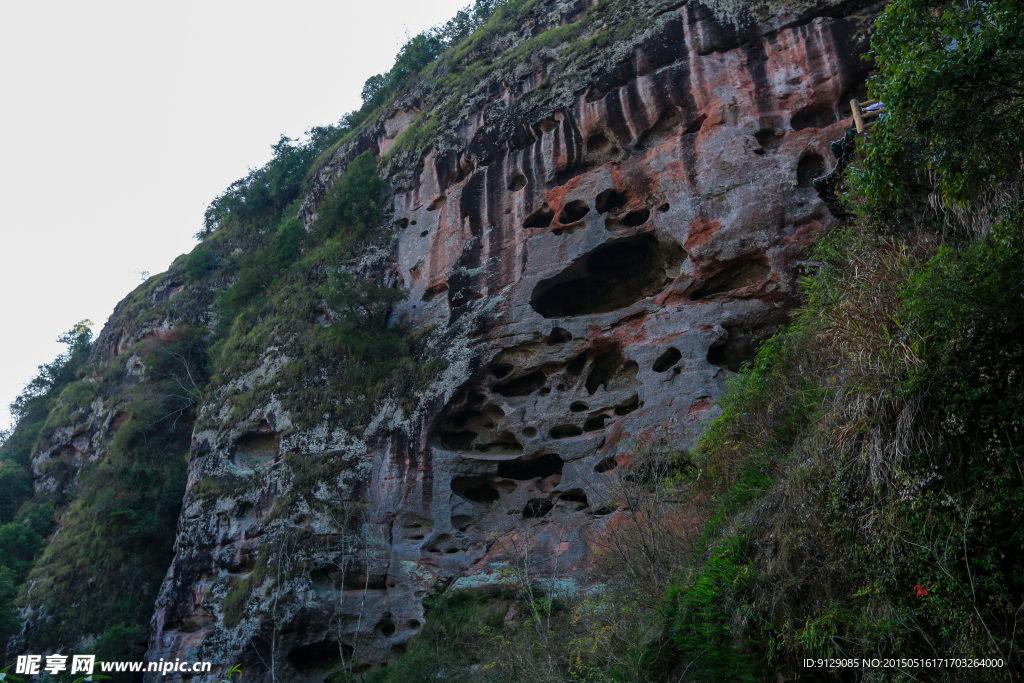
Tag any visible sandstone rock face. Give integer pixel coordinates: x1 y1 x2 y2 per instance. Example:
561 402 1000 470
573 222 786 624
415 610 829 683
146 1 875 679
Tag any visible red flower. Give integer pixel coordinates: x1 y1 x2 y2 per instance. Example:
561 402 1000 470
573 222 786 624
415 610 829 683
915 584 929 598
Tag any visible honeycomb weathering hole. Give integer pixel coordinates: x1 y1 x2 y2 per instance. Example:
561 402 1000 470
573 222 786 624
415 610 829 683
559 489 589 507
791 106 838 131
494 370 547 397
621 209 650 227
797 153 826 188
498 453 563 480
595 189 626 214
585 348 640 395
530 233 684 318
287 639 351 671
524 204 555 228
508 174 527 191
452 477 502 504
549 424 584 439
707 324 778 372
234 431 279 465
755 129 784 153
547 327 572 344
559 200 591 224
523 498 554 518
652 347 682 372
691 259 771 300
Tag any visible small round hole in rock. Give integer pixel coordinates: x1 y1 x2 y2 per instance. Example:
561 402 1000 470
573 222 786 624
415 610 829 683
797 153 826 188
559 489 589 507
420 230 429 237
547 327 572 344
550 424 583 439
508 174 527 191
492 363 513 379
524 204 555 229
658 203 670 212
594 456 617 473
566 353 587 376
621 209 650 227
559 200 591 224
523 499 554 518
652 347 682 372
586 133 612 153
595 189 626 214
396 217 409 229
522 426 538 438
570 401 589 412
408 620 422 629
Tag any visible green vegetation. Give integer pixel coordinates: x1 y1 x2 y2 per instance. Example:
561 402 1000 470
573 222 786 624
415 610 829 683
0 322 201 662
21 327 206 654
358 0 506 111
358 590 511 683
310 0 511 174
315 151 389 241
860 0 1024 209
201 129 348 236
185 245 217 278
0 568 18 660
202 146 443 439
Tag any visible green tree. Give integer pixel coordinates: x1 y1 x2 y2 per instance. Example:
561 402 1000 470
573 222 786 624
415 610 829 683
315 151 389 242
0 502 52 583
8 320 93 422
0 462 31 524
0 567 20 666
861 0 1024 209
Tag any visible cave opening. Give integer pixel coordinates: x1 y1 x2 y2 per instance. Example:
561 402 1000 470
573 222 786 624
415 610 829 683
691 260 771 300
531 234 683 318
797 153 826 188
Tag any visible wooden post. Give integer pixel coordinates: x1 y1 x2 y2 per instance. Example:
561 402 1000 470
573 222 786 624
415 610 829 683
851 99 882 133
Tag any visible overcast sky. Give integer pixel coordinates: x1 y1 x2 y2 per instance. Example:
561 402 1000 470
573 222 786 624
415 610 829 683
0 0 472 431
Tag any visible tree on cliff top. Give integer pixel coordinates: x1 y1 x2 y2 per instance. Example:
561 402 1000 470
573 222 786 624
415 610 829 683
8 320 93 423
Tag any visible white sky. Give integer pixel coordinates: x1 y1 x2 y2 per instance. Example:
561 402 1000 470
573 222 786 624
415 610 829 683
0 0 473 431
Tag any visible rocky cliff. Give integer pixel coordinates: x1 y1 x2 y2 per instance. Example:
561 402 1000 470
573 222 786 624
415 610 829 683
145 0 875 678
5 0 881 678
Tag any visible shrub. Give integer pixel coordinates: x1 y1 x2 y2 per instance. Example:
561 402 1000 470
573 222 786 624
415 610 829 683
0 462 31 524
185 245 217 278
0 502 52 583
314 151 389 242
0 567 19 666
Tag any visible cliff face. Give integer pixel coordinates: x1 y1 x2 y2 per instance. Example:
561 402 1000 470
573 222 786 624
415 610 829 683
131 0 875 679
